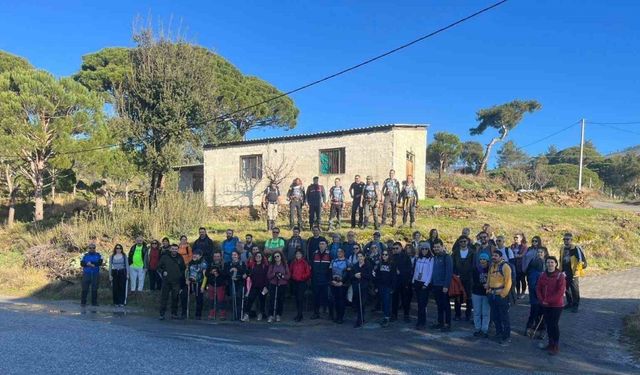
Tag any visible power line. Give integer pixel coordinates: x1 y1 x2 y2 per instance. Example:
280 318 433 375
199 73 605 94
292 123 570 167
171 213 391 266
0 0 509 160
590 122 640 137
520 120 581 149
588 120 640 125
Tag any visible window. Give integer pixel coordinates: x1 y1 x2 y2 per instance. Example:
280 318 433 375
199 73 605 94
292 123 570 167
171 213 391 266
319 148 346 174
192 173 204 192
406 151 415 178
240 155 262 180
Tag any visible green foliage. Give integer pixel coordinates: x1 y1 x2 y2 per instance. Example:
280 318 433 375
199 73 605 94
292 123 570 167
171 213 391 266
547 163 603 191
427 132 462 178
497 140 529 169
73 47 131 103
550 140 602 166
0 50 32 73
460 141 484 173
591 154 640 197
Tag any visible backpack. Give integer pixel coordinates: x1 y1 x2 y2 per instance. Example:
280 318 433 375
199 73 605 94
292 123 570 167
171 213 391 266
498 261 517 303
577 246 588 269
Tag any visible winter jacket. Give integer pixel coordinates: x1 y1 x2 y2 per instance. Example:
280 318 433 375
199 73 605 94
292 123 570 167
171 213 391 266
412 256 434 285
342 241 359 260
306 183 326 206
536 270 566 308
330 258 349 282
187 258 208 286
128 244 148 268
511 243 527 272
178 244 193 266
109 254 129 275
329 242 345 260
488 260 512 299
364 240 387 254
289 258 312 282
267 263 290 286
559 246 586 278
247 262 269 290
225 261 247 291
205 261 228 287
374 261 397 289
431 253 453 288
286 236 307 262
350 261 372 289
527 257 544 305
471 265 489 296
81 252 103 276
312 250 332 286
147 246 162 271
392 252 413 284
452 248 475 281
157 253 186 284
306 236 327 262
193 236 216 263
221 237 240 264
522 246 546 274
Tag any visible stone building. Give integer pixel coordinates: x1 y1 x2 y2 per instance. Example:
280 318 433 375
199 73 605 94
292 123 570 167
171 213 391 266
179 124 427 207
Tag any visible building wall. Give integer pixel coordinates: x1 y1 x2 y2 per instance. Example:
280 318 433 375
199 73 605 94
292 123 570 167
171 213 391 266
391 127 427 197
203 127 426 207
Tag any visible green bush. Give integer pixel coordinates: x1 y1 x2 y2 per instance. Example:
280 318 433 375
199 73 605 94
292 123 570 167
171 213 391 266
547 164 603 191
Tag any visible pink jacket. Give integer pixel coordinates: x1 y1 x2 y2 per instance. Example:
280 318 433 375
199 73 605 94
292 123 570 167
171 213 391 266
267 263 290 286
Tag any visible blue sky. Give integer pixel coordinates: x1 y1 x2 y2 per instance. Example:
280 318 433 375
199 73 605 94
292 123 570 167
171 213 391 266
1 0 639 163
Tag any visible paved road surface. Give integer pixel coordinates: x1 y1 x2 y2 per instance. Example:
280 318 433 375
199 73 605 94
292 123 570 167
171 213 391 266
1 269 639 375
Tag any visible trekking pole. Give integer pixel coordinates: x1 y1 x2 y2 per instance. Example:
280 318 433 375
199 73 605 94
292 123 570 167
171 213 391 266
213 278 217 320
124 276 129 306
240 285 245 322
273 279 279 320
232 269 238 321
358 282 364 324
531 315 545 339
186 280 191 320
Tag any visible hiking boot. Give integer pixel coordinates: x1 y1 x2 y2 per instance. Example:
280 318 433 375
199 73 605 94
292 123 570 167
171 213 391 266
257 313 263 321
170 314 179 320
548 343 559 355
276 315 281 322
498 338 511 347
208 310 216 320
242 314 250 322
310 313 320 320
267 316 274 323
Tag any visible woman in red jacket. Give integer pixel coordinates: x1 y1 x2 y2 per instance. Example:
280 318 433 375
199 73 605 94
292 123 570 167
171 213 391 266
536 256 566 356
289 249 311 322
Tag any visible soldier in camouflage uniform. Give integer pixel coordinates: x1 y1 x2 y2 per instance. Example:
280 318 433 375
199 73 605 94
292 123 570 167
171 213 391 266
381 169 400 227
362 176 380 230
399 174 419 228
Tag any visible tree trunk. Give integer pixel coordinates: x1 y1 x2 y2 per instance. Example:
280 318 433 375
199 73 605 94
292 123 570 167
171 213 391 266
125 186 129 202
5 166 17 228
34 183 44 221
107 192 114 213
149 170 158 208
72 184 77 197
477 128 508 176
438 159 444 180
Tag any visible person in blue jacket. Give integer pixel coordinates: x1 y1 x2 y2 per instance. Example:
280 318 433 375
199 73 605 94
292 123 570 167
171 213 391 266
525 247 548 337
374 249 397 327
430 242 453 331
80 243 103 308
221 229 240 264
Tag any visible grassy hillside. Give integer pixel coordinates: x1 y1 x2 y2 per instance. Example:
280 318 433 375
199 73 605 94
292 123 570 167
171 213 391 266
0 191 639 304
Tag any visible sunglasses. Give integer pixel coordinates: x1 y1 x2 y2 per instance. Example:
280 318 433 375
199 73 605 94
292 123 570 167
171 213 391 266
382 253 389 256
273 231 280 234
563 238 571 241
274 255 281 258
480 237 487 240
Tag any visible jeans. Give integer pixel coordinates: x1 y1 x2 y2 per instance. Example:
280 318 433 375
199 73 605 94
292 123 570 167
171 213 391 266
331 285 347 320
289 200 303 228
488 293 511 339
159 280 180 316
313 284 330 314
81 273 99 306
111 269 127 305
565 276 580 308
471 294 490 333
381 194 398 225
350 198 363 228
148 268 162 291
414 283 430 326
269 284 286 316
433 286 451 325
309 204 322 228
542 306 563 344
129 267 145 291
379 286 392 319
291 281 307 317
392 280 412 318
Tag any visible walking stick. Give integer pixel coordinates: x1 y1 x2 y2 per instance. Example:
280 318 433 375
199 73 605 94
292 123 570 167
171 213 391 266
358 282 364 324
186 280 191 320
240 285 245 321
273 280 279 320
124 276 129 306
231 269 238 321
532 315 545 339
213 278 217 320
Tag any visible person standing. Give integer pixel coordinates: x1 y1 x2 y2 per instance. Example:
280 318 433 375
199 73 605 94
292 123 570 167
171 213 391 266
109 244 129 307
242 252 269 322
374 249 397 327
158 244 186 320
328 178 346 230
399 175 419 228
525 247 547 338
381 169 400 227
350 252 372 328
128 236 147 294
475 232 494 267
511 233 528 299
193 227 215 264
221 229 240 264
178 235 193 317
471 253 491 338
306 176 326 229
558 233 586 313
241 234 255 264
310 240 332 320
147 240 162 291
267 251 290 323
286 226 307 263
362 176 380 230
80 243 103 308
328 233 344 260
264 227 285 260
349 175 365 229
289 249 312 322
205 252 228 320
287 178 306 230
487 250 513 346
263 180 281 231
452 236 474 321
430 242 453 332
226 251 247 321
306 226 327 263
391 242 413 323
186 249 208 320
364 231 387 254
413 244 434 330
537 256 566 355
329 248 349 324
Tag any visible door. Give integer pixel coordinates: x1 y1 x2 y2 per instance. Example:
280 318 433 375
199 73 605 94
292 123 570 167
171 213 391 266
406 151 415 177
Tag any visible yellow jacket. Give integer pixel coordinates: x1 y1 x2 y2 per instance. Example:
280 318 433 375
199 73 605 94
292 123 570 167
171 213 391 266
488 260 512 299
558 246 585 277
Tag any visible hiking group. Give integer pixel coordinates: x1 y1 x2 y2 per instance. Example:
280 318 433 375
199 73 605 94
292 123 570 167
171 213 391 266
263 169 419 232
80 223 586 356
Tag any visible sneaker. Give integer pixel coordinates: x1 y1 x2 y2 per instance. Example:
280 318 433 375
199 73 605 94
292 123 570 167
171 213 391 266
276 315 281 322
242 314 250 322
390 316 398 322
267 316 274 323
257 313 263 321
499 338 511 347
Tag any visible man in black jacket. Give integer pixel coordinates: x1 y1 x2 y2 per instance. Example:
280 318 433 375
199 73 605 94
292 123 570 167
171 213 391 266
349 175 365 229
306 176 326 229
158 244 186 320
391 242 413 322
306 226 327 263
192 227 215 264
452 236 475 321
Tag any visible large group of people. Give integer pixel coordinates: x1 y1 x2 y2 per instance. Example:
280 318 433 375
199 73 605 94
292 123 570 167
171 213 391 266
263 170 419 231
80 224 588 356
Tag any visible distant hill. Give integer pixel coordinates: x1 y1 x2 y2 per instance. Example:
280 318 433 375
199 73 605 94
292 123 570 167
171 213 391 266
607 145 640 157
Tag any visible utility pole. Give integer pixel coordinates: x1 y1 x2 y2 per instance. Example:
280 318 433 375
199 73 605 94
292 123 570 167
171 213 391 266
578 118 586 191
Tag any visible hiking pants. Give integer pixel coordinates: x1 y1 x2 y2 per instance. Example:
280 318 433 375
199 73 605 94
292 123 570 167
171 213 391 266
454 277 473 319
309 204 322 228
207 285 226 312
81 273 99 306
291 280 307 317
379 286 392 319
129 267 145 292
516 269 527 295
289 200 303 228
527 303 545 330
352 283 368 324
488 293 511 339
402 204 416 226
245 286 267 317
269 284 286 316
543 306 562 344
350 198 363 228
313 284 329 314
111 269 127 305
382 194 398 225
329 203 343 228
159 280 180 316
363 200 378 229
565 276 580 308
331 285 347 321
